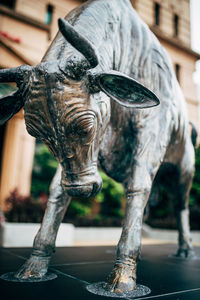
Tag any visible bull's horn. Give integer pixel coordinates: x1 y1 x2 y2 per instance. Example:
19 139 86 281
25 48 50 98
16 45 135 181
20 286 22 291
58 18 99 68
0 65 31 83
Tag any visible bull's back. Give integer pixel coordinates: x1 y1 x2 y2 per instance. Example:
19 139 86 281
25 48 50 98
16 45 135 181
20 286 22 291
126 7 188 148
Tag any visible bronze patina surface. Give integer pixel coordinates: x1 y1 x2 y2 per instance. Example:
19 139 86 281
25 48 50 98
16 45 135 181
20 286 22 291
0 0 196 294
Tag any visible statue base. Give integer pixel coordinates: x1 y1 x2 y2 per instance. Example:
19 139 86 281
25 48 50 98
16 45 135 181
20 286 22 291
0 272 57 282
169 254 200 260
86 282 151 298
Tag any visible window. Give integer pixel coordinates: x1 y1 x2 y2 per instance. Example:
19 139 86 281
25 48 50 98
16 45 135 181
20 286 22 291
45 4 54 25
0 0 15 9
174 14 179 37
154 2 160 26
175 64 180 82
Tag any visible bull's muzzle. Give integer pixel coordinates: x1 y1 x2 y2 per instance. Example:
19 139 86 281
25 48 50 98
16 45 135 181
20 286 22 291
62 169 102 198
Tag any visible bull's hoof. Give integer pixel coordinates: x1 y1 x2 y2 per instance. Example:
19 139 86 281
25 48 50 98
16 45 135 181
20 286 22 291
0 255 57 282
105 265 136 294
175 248 196 259
0 272 57 282
14 255 51 280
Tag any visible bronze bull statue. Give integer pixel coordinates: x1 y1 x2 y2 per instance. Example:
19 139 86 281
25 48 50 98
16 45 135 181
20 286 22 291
0 0 196 294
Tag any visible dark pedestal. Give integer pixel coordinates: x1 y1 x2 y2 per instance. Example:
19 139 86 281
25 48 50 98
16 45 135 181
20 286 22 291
0 244 200 299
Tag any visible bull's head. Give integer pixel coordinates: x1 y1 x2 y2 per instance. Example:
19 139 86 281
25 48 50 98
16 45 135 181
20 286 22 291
0 18 159 198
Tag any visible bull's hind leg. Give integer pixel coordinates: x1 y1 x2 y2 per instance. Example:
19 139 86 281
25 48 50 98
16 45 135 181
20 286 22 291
15 165 71 280
106 163 153 293
174 142 195 258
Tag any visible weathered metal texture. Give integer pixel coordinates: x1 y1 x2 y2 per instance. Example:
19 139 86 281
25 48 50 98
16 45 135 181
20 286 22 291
0 0 196 294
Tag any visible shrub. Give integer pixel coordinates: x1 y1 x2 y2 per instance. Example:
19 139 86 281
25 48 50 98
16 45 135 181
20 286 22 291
5 189 47 223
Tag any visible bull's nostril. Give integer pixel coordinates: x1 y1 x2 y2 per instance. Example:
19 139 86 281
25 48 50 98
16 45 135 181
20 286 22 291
66 184 93 198
62 170 102 198
64 180 102 198
92 181 102 195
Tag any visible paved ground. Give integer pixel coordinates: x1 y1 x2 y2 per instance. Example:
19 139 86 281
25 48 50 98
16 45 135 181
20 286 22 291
73 237 176 246
73 225 200 247
0 244 200 299
2 223 200 248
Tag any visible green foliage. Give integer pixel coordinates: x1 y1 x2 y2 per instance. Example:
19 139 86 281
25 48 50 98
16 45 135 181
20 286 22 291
96 171 125 218
31 142 58 198
68 199 92 217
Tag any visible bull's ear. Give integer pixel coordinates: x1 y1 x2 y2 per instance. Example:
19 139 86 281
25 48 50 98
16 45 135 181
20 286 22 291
0 91 23 126
97 71 160 108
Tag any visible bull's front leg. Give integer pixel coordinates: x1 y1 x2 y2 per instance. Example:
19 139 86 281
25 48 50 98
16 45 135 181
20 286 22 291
15 166 71 280
106 166 152 293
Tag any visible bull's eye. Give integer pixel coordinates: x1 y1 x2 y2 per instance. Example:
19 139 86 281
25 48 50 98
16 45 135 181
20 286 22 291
77 127 91 136
78 124 96 145
66 116 96 145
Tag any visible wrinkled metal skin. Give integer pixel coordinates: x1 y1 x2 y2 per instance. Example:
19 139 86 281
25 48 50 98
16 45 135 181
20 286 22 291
0 0 196 293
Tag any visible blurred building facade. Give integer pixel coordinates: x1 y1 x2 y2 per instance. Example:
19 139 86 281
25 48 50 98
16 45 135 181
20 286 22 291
132 0 200 132
0 0 199 209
